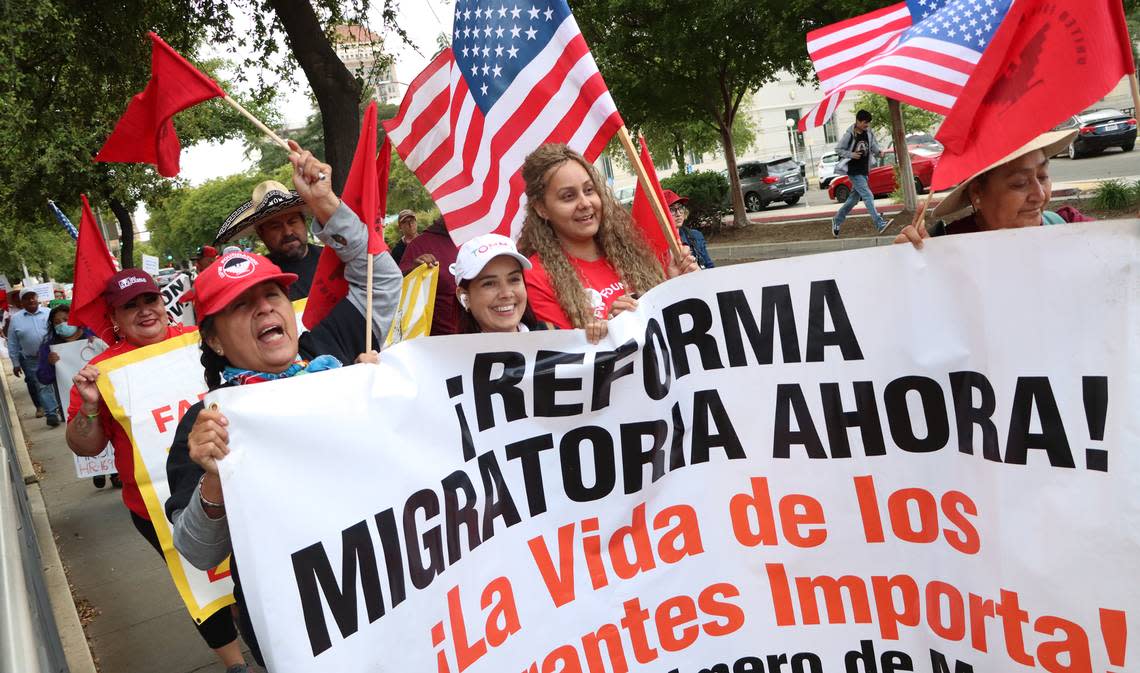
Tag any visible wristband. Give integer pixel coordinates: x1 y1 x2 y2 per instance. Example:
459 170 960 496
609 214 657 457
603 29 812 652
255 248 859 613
197 475 225 510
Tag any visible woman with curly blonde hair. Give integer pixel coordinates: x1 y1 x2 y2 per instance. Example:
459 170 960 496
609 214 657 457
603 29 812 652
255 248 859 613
517 143 697 336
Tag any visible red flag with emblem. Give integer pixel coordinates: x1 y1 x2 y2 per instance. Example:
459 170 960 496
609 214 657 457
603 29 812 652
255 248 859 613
68 196 119 340
933 0 1135 189
302 102 391 330
95 32 225 177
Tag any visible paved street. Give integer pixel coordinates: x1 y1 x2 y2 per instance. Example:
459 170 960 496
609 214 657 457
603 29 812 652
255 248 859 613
769 147 1138 211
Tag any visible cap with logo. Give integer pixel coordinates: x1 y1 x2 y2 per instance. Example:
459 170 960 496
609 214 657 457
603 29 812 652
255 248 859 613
102 269 161 308
450 233 532 285
188 252 298 318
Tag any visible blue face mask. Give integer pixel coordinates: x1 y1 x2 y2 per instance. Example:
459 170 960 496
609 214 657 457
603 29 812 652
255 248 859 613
54 323 79 339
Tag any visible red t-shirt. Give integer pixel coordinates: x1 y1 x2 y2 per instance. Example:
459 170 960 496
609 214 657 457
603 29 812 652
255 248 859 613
67 325 197 519
525 254 626 329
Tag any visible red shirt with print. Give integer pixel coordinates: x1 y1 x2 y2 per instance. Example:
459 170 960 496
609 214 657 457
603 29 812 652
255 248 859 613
525 254 626 329
67 325 196 519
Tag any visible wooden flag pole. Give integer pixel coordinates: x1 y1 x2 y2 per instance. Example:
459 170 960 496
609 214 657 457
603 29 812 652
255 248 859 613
615 127 684 261
365 254 375 349
222 95 290 151
1130 73 1140 120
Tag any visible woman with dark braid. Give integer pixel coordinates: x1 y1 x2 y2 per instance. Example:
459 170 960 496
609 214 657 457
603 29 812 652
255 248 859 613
517 144 699 342
165 143 379 667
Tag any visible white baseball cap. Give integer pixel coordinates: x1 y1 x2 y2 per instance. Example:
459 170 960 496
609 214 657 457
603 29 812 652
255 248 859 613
450 234 532 284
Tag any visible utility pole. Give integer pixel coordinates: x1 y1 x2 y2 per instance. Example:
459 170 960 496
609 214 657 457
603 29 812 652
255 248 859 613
888 99 918 213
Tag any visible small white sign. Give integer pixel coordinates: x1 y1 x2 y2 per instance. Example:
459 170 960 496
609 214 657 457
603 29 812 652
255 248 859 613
0 275 9 291
141 254 160 276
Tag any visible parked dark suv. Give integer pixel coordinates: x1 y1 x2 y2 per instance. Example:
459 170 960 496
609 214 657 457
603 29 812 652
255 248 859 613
733 157 807 211
1053 109 1136 159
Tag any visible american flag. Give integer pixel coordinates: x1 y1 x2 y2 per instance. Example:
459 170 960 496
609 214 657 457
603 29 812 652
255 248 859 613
799 0 1013 130
383 0 623 245
48 200 79 240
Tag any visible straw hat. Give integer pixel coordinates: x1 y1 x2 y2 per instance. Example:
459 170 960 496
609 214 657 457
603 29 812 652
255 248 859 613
933 130 1078 219
214 180 307 245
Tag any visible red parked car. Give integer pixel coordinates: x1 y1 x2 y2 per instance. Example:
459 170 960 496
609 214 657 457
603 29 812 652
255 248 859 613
828 150 939 203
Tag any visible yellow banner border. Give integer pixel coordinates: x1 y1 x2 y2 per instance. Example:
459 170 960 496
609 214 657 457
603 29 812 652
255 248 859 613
96 331 235 623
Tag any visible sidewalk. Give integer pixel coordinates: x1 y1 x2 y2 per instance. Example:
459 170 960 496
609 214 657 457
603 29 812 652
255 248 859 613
735 176 1129 226
2 358 253 673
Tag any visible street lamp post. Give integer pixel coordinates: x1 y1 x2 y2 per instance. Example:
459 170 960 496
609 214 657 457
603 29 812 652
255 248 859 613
785 118 799 163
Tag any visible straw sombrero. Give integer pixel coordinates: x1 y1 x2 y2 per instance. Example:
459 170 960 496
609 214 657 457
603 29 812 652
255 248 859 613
933 130 1078 219
214 180 306 245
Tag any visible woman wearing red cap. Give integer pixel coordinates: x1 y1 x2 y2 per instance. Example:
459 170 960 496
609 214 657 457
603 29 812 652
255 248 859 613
164 147 380 667
64 269 249 671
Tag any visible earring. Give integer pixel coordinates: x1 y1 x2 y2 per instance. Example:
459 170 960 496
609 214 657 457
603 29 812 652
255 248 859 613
112 324 120 334
458 295 469 310
215 348 224 356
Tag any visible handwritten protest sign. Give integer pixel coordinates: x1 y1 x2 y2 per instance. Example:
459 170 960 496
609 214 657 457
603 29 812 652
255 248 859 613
50 339 115 478
96 331 235 623
214 221 1138 673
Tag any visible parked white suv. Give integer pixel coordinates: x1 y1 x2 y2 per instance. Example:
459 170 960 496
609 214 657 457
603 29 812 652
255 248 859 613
817 153 840 189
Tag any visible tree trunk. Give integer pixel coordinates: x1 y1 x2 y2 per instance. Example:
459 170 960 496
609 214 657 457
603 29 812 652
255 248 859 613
108 198 134 267
719 120 748 227
671 131 685 173
269 0 363 195
887 99 917 213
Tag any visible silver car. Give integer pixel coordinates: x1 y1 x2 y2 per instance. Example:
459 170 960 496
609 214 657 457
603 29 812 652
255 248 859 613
734 157 806 211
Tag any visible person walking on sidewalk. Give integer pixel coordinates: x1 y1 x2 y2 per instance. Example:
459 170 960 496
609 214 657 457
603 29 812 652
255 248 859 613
832 109 888 238
7 289 61 426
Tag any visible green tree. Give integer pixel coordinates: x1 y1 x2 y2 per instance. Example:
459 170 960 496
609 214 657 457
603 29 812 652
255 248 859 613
0 1 276 281
575 0 883 226
851 92 944 139
147 164 294 264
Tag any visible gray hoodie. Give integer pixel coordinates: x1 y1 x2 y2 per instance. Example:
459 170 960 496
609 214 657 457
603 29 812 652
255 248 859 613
834 124 882 176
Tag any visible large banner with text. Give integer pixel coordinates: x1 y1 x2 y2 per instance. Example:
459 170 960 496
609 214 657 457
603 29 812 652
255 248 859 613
214 221 1138 673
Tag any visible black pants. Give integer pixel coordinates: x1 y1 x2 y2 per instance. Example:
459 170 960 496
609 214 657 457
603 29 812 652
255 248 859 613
130 512 238 649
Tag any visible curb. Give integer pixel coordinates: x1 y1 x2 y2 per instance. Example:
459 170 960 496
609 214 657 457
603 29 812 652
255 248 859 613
735 186 1085 227
711 235 896 264
0 362 98 673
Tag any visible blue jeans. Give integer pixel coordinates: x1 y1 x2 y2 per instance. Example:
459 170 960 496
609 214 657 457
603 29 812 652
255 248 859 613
20 355 59 419
834 174 886 229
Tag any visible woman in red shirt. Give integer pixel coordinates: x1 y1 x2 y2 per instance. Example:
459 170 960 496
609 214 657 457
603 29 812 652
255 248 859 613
518 144 698 334
65 269 247 672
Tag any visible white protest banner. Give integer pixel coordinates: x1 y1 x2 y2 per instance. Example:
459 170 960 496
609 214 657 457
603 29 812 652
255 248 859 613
50 339 115 478
141 254 160 276
216 221 1138 673
161 273 196 326
96 331 235 622
385 263 440 347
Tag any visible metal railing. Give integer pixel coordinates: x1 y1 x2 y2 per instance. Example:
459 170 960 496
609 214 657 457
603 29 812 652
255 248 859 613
0 369 69 673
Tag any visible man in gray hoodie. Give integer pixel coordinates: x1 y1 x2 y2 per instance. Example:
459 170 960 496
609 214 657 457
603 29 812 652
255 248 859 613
832 109 888 238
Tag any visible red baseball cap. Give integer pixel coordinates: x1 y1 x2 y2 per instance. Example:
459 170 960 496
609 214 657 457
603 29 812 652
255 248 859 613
188 252 298 318
662 189 688 207
103 269 161 308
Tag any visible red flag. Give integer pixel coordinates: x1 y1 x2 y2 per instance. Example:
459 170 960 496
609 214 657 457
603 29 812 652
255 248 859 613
95 32 225 177
302 102 392 330
629 138 678 269
68 196 118 340
932 0 1136 189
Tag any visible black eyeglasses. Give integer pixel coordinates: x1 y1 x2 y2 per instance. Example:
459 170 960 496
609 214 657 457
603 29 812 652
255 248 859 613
668 204 687 213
